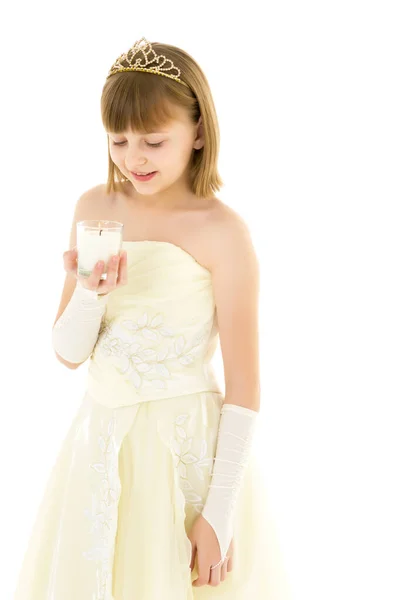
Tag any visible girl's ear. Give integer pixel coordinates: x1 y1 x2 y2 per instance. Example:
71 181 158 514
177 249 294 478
194 116 204 150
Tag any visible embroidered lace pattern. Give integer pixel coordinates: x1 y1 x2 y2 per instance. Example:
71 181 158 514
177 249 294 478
90 310 215 393
82 414 120 600
171 413 213 513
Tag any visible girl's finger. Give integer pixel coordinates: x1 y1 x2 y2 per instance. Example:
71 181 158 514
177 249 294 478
190 542 197 571
227 553 233 572
64 249 80 278
116 251 128 286
226 538 234 572
105 254 120 287
85 260 104 291
192 550 210 587
221 558 228 581
209 562 222 586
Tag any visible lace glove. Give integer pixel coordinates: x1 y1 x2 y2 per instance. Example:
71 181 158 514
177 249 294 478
51 279 110 364
201 403 258 562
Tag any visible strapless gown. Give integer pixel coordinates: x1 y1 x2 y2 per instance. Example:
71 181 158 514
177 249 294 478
13 240 292 599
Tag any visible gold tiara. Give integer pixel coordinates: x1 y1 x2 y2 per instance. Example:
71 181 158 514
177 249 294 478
106 37 190 88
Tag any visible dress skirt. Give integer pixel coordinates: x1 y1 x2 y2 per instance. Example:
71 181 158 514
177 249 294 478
13 390 292 599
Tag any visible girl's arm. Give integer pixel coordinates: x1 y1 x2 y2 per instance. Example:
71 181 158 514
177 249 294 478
52 280 109 365
52 186 110 368
202 211 261 562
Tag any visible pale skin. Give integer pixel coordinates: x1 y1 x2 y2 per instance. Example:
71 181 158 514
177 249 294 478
57 102 260 586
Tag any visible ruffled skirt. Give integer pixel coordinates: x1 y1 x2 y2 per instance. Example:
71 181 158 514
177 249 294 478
14 390 291 599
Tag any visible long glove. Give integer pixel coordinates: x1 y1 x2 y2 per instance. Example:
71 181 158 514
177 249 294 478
51 279 109 364
201 403 258 563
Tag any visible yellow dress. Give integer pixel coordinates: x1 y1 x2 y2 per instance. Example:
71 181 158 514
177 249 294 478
14 240 292 599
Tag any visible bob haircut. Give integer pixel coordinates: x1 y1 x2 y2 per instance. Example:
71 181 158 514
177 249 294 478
101 41 223 199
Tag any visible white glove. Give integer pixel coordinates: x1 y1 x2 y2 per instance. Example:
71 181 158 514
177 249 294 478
202 403 258 561
51 279 110 364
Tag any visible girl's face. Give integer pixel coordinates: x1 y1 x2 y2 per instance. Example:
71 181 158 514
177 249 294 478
107 106 204 196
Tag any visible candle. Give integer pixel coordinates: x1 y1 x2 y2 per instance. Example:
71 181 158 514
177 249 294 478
77 220 124 280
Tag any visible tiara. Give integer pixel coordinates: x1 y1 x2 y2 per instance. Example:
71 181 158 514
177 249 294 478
106 37 190 88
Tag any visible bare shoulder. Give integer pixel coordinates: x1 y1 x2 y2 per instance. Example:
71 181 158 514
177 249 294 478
78 183 109 210
71 184 111 229
77 183 108 204
207 198 254 237
205 199 259 274
73 183 107 215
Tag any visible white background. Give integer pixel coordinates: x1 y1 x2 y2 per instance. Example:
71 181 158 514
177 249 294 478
1 1 399 599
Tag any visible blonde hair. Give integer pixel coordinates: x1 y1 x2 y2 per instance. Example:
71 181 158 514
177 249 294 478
101 41 223 198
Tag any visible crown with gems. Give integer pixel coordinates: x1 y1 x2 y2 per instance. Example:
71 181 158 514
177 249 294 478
106 37 190 88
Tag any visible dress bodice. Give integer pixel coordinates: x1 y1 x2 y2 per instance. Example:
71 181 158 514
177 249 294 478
86 240 222 408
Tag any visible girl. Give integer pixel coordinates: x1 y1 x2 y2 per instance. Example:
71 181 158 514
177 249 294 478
14 37 291 599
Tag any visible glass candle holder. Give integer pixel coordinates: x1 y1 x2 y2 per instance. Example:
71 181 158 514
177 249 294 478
77 220 124 280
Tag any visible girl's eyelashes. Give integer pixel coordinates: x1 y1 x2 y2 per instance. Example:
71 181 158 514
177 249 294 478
112 141 164 148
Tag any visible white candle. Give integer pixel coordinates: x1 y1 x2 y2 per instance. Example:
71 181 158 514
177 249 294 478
77 220 123 280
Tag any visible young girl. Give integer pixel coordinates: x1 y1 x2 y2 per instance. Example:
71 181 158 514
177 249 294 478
14 37 291 599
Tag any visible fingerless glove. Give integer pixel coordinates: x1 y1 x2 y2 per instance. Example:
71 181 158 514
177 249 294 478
51 279 110 364
202 403 258 561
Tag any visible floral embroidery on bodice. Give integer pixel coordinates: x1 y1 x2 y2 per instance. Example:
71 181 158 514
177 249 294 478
87 241 222 408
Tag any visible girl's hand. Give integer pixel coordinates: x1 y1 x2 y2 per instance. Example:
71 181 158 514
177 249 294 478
63 246 128 295
189 513 234 587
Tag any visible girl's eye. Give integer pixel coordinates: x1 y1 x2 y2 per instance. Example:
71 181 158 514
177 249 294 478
112 141 163 148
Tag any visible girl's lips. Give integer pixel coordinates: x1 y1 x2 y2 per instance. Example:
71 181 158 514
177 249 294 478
130 171 158 181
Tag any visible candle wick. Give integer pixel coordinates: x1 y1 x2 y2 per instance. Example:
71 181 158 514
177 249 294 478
100 229 102 236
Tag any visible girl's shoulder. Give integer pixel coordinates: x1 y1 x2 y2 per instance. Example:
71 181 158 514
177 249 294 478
205 197 251 239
